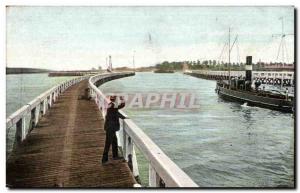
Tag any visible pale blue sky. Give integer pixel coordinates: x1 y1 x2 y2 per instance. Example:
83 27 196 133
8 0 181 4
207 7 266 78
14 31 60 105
7 6 294 70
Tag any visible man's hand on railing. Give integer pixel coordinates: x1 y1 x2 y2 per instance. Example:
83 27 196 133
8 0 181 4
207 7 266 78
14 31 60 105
118 112 128 120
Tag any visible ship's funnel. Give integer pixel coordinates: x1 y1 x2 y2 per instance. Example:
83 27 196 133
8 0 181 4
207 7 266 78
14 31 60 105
245 56 252 82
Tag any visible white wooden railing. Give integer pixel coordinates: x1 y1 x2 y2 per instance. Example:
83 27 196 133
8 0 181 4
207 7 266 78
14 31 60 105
89 72 198 188
6 76 88 157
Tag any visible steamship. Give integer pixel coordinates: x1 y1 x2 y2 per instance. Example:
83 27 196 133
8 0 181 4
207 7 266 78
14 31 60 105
215 56 294 113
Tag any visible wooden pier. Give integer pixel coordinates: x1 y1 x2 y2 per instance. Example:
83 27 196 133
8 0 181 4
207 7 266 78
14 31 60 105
6 80 136 188
6 72 198 188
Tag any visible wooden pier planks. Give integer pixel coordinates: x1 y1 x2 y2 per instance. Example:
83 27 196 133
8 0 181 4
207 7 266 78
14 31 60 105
6 80 136 188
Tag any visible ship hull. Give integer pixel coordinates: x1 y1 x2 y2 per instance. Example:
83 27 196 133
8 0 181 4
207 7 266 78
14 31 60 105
216 85 294 113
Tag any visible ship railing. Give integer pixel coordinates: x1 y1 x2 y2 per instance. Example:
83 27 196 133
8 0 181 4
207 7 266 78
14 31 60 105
89 72 198 188
6 76 88 158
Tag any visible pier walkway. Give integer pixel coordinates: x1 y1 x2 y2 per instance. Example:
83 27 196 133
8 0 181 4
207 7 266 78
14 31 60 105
6 72 198 188
6 80 136 187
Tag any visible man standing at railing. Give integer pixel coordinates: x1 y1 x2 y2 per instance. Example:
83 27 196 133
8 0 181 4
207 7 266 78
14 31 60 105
102 95 126 164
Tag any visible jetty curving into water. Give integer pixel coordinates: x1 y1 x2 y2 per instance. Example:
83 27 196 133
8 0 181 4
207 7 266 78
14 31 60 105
6 72 198 188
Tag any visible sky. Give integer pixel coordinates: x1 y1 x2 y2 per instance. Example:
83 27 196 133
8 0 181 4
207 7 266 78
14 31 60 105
6 6 294 70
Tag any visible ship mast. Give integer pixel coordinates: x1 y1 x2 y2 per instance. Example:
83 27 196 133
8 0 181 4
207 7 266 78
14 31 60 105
272 17 294 64
227 28 239 87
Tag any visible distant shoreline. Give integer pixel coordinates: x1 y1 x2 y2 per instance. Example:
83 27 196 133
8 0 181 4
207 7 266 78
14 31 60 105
6 67 51 74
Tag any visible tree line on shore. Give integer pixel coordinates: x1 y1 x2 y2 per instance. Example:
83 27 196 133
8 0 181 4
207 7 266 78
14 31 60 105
154 60 294 71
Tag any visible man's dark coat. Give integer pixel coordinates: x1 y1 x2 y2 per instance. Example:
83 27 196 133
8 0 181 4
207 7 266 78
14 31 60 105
104 102 126 132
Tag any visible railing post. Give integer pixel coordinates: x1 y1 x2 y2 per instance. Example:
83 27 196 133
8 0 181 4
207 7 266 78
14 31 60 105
15 117 26 145
122 128 127 158
131 147 141 183
43 99 47 115
48 95 52 108
149 164 161 187
125 136 133 163
29 107 37 132
52 92 55 103
95 95 99 107
35 104 40 124
54 89 58 101
39 101 44 116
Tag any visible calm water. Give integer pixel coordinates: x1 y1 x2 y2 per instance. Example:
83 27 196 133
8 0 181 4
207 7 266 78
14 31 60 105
6 74 74 116
100 72 294 187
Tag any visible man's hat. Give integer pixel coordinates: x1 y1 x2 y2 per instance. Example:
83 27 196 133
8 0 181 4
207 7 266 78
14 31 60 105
110 95 117 100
